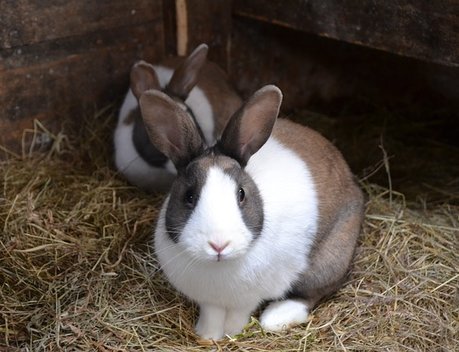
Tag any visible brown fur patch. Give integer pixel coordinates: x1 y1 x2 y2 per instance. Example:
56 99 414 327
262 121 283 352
273 118 364 307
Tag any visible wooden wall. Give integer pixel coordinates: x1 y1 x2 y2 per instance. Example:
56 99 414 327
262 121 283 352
164 0 458 112
1 0 457 154
229 16 459 112
233 0 459 68
230 0 459 111
0 0 165 153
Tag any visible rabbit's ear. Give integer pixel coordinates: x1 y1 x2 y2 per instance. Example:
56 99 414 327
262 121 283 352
219 85 282 166
166 44 208 100
139 90 204 168
130 61 161 100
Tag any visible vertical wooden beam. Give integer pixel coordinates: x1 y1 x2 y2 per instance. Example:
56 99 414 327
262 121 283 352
176 0 189 56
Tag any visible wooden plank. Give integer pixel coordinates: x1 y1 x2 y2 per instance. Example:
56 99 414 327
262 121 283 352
233 0 459 67
0 20 164 152
0 0 162 49
176 0 232 71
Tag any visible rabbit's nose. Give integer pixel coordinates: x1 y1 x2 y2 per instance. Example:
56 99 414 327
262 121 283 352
208 241 230 254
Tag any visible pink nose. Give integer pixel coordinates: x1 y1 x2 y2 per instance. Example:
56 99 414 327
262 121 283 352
208 241 230 254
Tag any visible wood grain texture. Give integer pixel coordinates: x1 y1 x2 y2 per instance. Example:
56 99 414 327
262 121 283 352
233 0 459 67
0 0 164 152
0 0 162 48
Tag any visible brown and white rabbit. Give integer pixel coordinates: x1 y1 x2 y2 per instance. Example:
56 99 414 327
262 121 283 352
114 44 241 191
140 85 364 339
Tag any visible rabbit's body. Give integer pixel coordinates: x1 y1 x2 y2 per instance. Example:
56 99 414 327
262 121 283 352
140 86 363 339
114 45 241 191
155 130 318 305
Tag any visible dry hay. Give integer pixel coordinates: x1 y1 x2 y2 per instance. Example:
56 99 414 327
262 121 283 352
1 109 458 351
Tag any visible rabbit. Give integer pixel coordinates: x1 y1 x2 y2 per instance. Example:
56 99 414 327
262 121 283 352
114 43 241 192
139 85 364 340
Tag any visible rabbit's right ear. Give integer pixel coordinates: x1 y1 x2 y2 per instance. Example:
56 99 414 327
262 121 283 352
166 43 208 100
219 85 282 167
130 61 161 100
139 90 204 168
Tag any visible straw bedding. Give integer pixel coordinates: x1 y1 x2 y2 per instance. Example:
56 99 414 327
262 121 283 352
1 109 458 351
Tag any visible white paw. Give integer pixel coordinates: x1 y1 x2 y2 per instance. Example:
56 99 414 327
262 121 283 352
260 299 309 331
224 309 251 336
195 304 226 340
195 320 224 340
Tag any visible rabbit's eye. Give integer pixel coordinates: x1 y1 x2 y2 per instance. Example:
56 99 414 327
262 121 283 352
185 189 196 207
238 187 245 203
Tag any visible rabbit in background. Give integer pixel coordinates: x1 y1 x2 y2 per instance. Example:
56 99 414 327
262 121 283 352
114 43 241 192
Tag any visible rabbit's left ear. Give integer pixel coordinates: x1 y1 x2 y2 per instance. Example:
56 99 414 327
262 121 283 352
218 85 282 167
166 43 208 100
139 90 204 169
130 61 161 100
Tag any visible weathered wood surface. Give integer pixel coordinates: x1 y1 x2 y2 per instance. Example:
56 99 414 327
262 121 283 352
0 0 162 48
233 0 459 67
0 0 164 153
230 17 459 112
